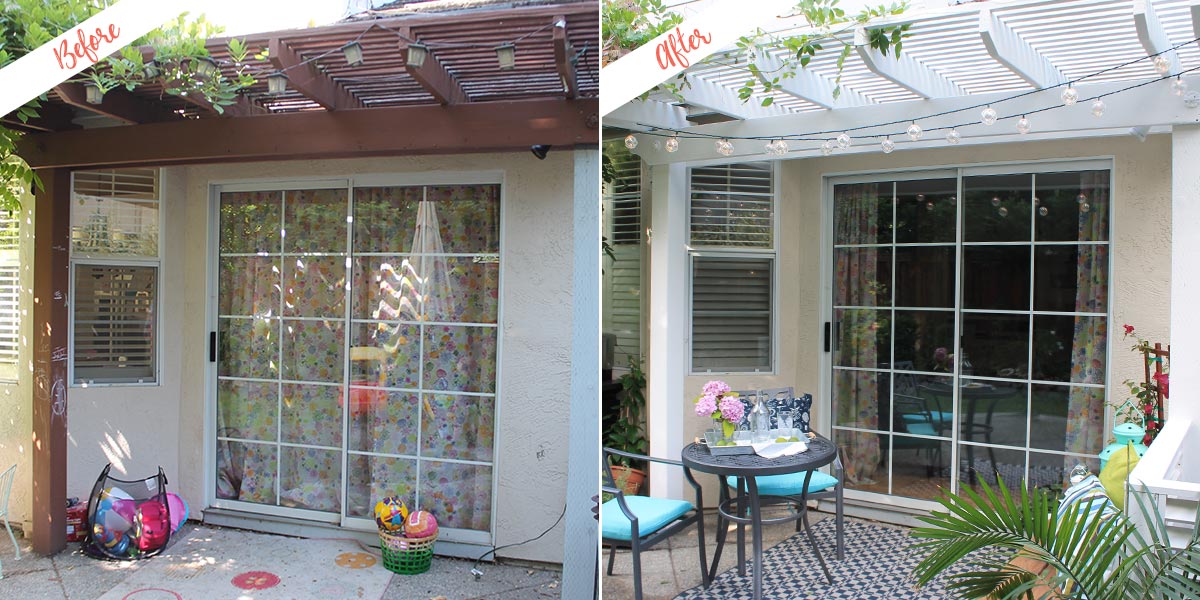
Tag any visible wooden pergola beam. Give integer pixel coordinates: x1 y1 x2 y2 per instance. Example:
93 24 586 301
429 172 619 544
268 38 365 111
17 98 599 170
54 83 178 125
0 103 79 133
398 28 467 105
553 15 578 99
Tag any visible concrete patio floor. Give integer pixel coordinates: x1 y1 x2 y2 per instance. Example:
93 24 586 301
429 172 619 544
603 510 865 600
0 523 562 599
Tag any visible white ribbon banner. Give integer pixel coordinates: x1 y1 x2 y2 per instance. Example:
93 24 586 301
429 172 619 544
599 0 796 117
0 0 192 122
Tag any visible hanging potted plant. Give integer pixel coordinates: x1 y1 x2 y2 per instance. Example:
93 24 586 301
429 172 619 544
604 358 648 496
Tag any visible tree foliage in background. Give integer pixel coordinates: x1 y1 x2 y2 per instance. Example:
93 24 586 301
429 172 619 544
0 0 260 211
601 0 910 106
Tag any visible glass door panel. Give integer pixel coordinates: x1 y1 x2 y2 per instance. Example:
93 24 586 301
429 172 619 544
832 169 1111 501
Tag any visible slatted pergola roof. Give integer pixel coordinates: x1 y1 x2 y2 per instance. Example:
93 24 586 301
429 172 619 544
608 0 1200 164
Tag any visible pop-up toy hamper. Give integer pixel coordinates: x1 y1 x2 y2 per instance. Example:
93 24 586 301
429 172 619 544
83 464 171 560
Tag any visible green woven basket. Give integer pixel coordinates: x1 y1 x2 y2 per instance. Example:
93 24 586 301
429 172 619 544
379 530 437 575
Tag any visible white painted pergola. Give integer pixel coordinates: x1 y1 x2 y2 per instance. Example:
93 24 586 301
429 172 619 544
611 0 1200 523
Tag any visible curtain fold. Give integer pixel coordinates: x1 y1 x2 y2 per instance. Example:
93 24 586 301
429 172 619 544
1064 172 1108 475
834 183 883 485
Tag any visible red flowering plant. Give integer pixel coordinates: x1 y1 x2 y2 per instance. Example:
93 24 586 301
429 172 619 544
1113 324 1169 446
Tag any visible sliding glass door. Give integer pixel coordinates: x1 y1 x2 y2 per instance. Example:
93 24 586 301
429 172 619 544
213 179 500 543
830 164 1109 502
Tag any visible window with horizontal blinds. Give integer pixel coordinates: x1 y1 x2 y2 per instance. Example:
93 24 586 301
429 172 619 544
689 162 773 248
71 168 159 257
72 265 157 383
0 215 19 380
603 141 644 367
691 256 773 372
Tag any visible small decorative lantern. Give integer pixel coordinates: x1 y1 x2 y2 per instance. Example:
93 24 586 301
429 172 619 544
495 43 516 70
342 41 364 67
143 61 159 79
193 57 220 78
406 43 428 68
83 82 104 105
267 73 288 95
1099 422 1149 470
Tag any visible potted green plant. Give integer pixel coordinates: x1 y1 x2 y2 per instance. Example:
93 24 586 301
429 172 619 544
604 357 648 496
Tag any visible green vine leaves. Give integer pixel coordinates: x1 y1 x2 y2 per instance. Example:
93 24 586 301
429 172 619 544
602 0 911 108
0 1 261 210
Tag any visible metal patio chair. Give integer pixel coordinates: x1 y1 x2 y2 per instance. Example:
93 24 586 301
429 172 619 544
602 447 709 600
0 463 20 578
724 388 846 561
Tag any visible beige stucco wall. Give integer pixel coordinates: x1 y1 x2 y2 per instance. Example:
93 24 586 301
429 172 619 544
678 134 1173 494
0 195 35 531
95 151 575 563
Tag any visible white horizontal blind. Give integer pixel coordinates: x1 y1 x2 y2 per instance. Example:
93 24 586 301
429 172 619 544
0 214 19 376
691 255 773 372
689 162 773 248
603 143 644 367
73 265 157 383
71 168 160 257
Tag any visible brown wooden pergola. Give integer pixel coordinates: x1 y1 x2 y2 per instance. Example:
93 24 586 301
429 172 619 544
8 0 598 554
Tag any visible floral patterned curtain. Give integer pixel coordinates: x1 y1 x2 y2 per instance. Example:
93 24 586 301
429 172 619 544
834 183 883 485
1064 171 1108 471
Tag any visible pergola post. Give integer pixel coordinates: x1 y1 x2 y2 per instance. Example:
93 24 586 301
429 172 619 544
1170 125 1200 422
31 168 70 555
647 163 688 500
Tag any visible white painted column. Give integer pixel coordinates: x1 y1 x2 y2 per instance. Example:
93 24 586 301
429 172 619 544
1170 125 1200 422
647 163 688 500
562 148 599 599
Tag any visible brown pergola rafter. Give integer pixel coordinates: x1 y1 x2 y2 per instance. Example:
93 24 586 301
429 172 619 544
53 82 179 125
553 15 578 99
268 38 366 111
398 27 467 106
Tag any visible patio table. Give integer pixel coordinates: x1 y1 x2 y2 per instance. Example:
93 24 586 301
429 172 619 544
681 435 838 600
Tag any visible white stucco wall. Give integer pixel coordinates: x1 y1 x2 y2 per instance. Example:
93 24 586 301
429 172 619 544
96 151 575 563
671 134 1173 498
0 196 35 531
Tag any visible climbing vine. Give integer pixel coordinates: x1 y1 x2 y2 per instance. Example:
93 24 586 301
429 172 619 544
0 1 262 210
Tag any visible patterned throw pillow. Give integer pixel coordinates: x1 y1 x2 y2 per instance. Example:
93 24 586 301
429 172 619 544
734 392 813 433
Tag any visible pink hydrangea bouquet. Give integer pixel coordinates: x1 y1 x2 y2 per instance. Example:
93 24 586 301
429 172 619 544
695 380 742 440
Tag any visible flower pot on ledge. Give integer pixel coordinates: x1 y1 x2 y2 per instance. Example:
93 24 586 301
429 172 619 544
609 465 646 496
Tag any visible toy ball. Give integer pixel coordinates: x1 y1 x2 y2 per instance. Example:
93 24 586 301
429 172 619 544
373 497 407 532
103 506 132 534
108 534 129 555
101 486 133 502
404 510 438 539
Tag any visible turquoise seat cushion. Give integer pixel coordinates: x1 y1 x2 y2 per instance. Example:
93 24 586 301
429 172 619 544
724 470 839 496
601 496 694 541
903 421 939 436
902 411 953 426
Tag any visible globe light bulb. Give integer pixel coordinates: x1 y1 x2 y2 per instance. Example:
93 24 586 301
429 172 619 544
1039 206 1049 216
836 133 852 149
1080 202 1091 213
821 139 835 156
1061 86 1079 106
991 196 1001 207
981 106 998 126
665 136 679 153
1016 115 1031 134
926 201 935 211
998 206 1009 217
1154 55 1170 75
1172 77 1188 97
906 122 923 141
1091 98 1106 117
624 133 638 150
716 139 735 156
881 137 895 153
946 129 961 145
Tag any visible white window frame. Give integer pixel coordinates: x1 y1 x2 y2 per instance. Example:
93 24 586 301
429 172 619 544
68 169 164 388
818 157 1116 512
687 162 780 375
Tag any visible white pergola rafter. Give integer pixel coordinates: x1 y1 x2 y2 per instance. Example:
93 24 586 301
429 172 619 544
1189 0 1200 49
629 74 1198 165
1134 0 1181 73
978 6 1067 88
604 98 693 131
853 26 965 99
754 49 869 109
673 72 792 120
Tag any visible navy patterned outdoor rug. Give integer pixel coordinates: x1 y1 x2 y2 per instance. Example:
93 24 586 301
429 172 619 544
675 518 999 600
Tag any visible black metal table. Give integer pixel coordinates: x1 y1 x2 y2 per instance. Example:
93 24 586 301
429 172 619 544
681 436 838 600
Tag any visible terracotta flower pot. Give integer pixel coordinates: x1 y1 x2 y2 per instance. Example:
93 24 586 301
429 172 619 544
609 465 647 496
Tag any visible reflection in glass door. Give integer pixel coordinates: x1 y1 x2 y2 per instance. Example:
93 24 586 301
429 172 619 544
214 181 500 541
831 168 1109 502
